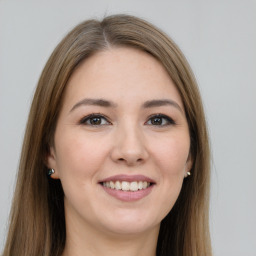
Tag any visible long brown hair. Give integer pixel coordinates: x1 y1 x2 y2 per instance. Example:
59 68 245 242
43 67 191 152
2 14 211 256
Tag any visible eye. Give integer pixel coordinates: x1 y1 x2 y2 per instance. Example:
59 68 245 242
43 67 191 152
146 114 175 126
80 114 111 126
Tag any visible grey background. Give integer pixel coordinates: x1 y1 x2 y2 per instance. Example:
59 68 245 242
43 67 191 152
0 0 255 255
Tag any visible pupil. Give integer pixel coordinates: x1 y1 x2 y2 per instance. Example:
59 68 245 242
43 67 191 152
91 117 101 125
152 117 162 125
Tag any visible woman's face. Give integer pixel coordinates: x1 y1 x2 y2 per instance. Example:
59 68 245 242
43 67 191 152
47 47 192 236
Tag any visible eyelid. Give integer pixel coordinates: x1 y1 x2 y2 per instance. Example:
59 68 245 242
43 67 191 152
79 113 175 126
79 113 112 125
145 113 176 126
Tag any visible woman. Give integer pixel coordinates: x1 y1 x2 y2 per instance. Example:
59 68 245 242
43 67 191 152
2 14 212 256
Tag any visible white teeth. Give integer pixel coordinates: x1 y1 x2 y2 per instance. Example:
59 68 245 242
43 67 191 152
121 181 130 191
102 181 151 191
142 181 148 189
110 181 115 189
138 181 143 190
115 181 121 190
130 181 138 191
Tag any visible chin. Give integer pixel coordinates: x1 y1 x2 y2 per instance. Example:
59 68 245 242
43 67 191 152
96 210 161 236
104 221 159 236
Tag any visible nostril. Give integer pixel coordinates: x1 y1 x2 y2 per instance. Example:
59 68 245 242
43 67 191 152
118 157 143 163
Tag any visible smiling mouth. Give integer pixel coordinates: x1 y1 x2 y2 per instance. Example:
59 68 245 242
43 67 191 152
101 181 152 192
99 175 155 201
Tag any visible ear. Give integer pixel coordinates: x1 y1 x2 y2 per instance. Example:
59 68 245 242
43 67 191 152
184 154 193 178
46 146 60 179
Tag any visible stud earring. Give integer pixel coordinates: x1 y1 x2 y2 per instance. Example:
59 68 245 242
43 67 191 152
47 169 55 176
187 171 191 176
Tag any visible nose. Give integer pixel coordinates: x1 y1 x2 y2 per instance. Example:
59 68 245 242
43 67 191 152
110 123 149 166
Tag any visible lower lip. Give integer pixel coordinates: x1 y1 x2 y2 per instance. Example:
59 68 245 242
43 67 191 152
101 185 154 202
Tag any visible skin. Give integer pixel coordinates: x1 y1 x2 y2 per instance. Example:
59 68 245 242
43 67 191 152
47 47 192 256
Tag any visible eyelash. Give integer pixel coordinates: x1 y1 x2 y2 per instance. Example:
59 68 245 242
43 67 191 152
79 113 111 126
145 114 176 126
79 113 176 127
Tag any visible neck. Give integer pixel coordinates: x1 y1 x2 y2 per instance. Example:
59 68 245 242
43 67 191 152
62 211 159 256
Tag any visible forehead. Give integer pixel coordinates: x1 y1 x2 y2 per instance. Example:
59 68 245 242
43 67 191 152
63 47 183 109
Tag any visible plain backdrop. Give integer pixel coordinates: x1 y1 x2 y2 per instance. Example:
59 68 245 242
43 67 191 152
0 0 255 255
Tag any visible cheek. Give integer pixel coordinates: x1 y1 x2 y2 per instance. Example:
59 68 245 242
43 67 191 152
53 133 110 212
54 131 109 181
153 135 190 176
149 134 190 215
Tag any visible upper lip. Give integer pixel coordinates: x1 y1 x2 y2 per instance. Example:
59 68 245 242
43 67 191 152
99 174 156 184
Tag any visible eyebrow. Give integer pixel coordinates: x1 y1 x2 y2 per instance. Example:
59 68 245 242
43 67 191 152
142 99 183 113
70 98 117 112
70 98 183 114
